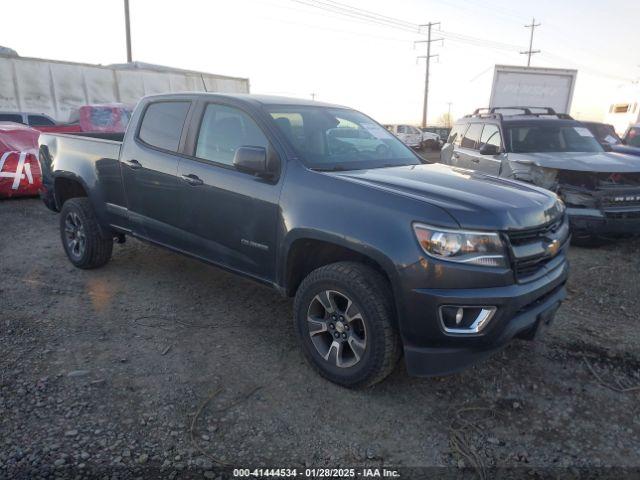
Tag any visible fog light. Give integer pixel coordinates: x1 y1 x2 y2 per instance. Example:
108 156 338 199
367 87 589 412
455 307 464 325
439 306 496 335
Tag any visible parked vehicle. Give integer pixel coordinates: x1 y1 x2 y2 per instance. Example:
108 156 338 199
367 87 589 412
327 127 386 154
38 94 568 388
422 127 451 144
623 124 640 148
384 124 424 149
0 111 56 127
441 107 640 244
0 105 133 134
581 121 640 157
420 131 441 150
0 122 41 198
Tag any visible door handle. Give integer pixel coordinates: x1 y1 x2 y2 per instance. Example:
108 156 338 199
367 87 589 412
126 159 142 169
181 173 203 186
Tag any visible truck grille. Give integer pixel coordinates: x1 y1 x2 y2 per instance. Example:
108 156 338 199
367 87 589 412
506 215 569 282
601 194 640 209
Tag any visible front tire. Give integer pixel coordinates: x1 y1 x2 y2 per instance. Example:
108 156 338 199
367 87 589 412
60 198 113 269
293 262 401 388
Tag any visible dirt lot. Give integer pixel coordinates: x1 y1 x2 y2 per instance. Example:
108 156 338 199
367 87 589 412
2 197 640 478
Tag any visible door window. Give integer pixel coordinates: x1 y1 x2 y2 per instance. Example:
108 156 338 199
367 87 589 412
195 104 269 166
0 113 23 123
448 124 468 146
479 124 502 149
28 115 55 126
397 125 408 134
138 101 190 152
461 123 483 149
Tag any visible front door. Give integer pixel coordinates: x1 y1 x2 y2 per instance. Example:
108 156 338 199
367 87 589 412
175 102 282 281
475 124 503 176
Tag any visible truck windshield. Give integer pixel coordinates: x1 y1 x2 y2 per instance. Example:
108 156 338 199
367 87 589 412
267 106 420 171
507 125 604 153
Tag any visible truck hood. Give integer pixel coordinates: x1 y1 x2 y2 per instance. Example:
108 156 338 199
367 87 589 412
611 144 640 157
507 151 640 172
332 163 561 230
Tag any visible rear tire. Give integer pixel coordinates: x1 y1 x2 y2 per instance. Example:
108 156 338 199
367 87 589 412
293 262 401 388
60 198 113 269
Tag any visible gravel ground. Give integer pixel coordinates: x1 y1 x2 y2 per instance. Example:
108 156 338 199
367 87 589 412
1 198 640 479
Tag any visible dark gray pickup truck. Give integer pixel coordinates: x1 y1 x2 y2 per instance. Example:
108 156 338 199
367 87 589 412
38 93 569 388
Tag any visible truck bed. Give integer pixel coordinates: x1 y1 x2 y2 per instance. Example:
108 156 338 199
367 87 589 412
38 132 126 217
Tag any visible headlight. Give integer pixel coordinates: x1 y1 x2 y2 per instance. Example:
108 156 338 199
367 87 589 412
413 223 508 268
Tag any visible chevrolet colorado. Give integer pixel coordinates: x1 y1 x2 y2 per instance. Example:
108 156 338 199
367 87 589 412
38 94 569 388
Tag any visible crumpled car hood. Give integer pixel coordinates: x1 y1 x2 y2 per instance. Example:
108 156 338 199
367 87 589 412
331 163 561 230
507 151 640 172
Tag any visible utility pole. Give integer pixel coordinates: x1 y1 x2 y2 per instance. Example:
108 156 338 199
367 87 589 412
415 22 442 128
310 92 317 101
446 102 453 127
124 0 133 63
520 17 541 67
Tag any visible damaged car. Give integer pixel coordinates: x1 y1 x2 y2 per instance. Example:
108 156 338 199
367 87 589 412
440 107 640 244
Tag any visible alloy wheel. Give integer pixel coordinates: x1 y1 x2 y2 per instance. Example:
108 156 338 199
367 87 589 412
64 211 86 259
306 290 367 368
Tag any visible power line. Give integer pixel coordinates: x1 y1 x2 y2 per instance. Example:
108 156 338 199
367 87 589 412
292 0 418 32
292 0 528 54
520 17 541 66
439 30 521 52
307 0 419 31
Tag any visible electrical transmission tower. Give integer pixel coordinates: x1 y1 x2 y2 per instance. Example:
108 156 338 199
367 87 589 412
520 17 541 67
415 22 443 128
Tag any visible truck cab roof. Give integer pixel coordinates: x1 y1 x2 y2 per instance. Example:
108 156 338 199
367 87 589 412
141 92 347 109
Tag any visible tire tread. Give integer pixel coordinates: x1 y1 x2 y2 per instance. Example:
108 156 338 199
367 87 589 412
294 261 401 388
60 198 113 269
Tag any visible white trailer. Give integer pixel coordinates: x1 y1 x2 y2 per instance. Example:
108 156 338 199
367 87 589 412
0 55 250 122
489 65 578 114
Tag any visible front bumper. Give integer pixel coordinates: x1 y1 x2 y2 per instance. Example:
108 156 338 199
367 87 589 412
568 207 640 235
401 259 568 377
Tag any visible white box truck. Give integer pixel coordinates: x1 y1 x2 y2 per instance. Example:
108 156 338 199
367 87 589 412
489 65 578 114
603 84 640 135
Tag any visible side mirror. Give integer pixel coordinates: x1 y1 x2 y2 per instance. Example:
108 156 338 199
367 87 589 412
479 143 500 155
233 146 279 179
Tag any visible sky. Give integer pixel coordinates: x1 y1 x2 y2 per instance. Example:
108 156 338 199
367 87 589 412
1 0 638 125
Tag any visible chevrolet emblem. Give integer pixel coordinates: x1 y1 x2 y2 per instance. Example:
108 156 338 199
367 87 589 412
545 239 560 256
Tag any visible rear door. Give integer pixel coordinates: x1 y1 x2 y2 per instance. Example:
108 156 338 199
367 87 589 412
120 100 192 246
175 100 283 281
475 123 504 176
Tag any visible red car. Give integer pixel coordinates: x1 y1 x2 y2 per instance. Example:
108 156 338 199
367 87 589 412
0 122 41 198
0 104 132 198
